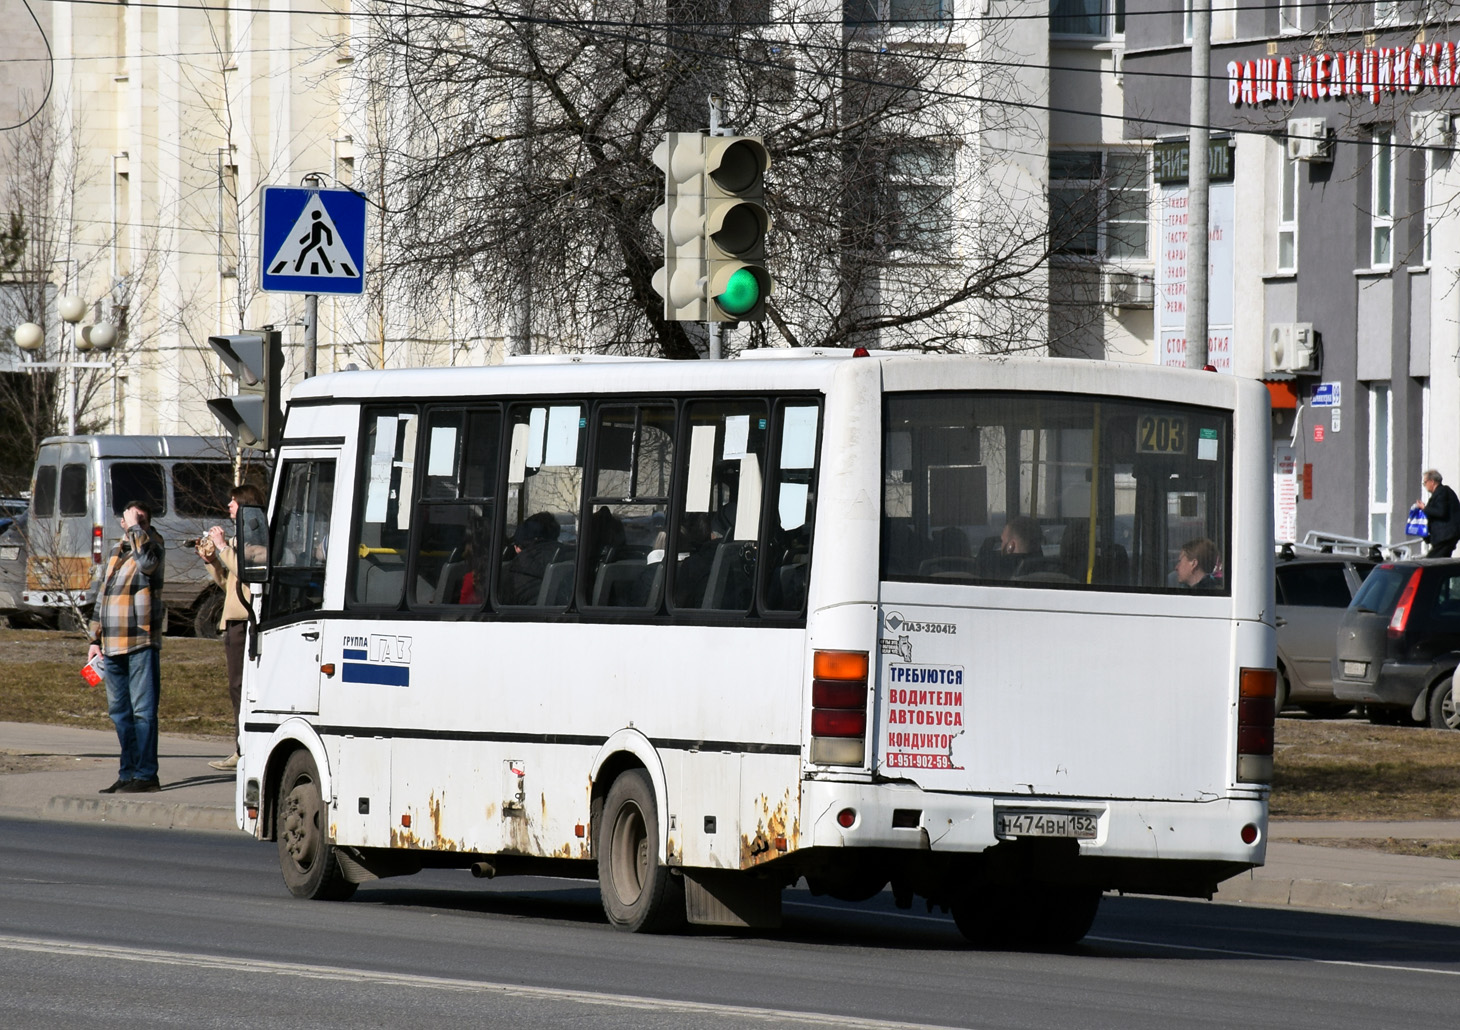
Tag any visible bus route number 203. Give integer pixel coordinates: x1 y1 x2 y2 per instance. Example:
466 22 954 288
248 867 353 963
1137 414 1188 455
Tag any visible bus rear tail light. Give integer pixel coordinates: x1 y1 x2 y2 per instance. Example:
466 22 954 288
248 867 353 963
1236 667 1276 784
810 649 868 766
1387 568 1424 639
92 524 104 564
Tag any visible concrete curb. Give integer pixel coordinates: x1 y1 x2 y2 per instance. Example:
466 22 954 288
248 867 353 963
41 794 238 833
1216 875 1460 921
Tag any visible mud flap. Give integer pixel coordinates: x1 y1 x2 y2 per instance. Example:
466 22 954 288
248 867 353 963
683 868 782 928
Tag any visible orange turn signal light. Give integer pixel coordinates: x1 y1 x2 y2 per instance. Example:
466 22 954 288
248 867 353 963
1240 668 1276 699
814 650 869 681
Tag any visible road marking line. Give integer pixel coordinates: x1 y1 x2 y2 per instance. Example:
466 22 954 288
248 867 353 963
786 901 1460 978
1087 935 1460 977
0 934 967 1029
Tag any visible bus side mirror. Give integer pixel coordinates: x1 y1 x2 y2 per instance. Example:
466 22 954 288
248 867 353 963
237 504 270 584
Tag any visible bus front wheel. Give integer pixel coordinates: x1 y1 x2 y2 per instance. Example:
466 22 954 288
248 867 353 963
277 750 357 901
952 884 1101 951
598 769 684 933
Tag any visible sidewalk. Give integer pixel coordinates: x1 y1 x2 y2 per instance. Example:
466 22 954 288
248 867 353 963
3 721 1459 924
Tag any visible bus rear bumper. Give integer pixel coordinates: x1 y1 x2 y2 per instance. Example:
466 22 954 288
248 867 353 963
802 780 1268 867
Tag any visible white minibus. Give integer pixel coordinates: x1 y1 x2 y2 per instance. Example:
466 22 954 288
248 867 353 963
234 351 1275 948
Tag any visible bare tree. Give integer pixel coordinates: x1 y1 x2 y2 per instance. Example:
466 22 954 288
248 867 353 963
341 0 1062 358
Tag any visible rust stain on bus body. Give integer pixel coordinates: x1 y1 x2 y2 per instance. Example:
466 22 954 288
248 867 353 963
739 789 800 869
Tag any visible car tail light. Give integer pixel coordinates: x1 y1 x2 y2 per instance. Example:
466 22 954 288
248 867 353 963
92 524 104 564
1236 667 1275 784
810 649 868 766
1387 568 1423 639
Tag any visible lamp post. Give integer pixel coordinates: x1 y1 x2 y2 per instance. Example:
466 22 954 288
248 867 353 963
13 295 118 436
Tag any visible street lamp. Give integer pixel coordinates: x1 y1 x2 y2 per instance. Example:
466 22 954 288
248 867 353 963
14 295 118 436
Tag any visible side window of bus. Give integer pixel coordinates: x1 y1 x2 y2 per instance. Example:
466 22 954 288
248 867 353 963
498 402 585 608
350 409 418 609
267 459 335 620
109 463 166 516
32 465 58 518
173 461 233 518
411 406 501 608
670 400 768 613
584 403 675 610
763 401 820 614
59 464 89 516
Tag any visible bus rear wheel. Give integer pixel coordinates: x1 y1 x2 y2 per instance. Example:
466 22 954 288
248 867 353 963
598 769 684 933
952 884 1101 951
277 750 357 901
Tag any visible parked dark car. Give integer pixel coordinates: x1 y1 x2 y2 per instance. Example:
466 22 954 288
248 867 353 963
1275 551 1376 715
1332 560 1460 729
0 513 30 622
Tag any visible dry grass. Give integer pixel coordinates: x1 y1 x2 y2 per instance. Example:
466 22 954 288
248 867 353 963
0 627 233 736
1271 715 1460 821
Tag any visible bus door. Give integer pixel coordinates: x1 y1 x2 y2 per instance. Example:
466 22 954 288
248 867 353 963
251 453 338 716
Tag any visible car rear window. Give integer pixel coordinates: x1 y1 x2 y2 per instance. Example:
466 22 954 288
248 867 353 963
1276 562 1353 607
1349 565 1412 616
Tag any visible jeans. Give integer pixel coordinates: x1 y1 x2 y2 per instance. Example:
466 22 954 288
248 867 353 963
103 648 160 782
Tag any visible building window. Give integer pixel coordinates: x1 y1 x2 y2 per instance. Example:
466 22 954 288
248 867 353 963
1277 150 1298 273
1049 0 1123 37
1050 150 1149 261
1370 127 1394 269
845 0 952 24
1374 1 1398 26
1368 382 1391 544
1279 0 1300 34
884 142 955 256
1423 149 1435 266
1184 0 1193 43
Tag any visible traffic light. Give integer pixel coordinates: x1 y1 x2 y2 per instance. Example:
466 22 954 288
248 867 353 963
703 135 771 322
652 132 709 321
652 132 773 323
207 329 283 451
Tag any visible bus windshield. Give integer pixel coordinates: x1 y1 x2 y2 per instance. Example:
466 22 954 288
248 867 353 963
882 391 1232 592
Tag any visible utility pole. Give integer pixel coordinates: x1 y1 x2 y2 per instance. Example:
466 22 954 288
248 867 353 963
1185 4 1210 369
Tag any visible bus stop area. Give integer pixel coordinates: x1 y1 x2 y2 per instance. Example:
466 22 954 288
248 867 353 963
1 719 1457 927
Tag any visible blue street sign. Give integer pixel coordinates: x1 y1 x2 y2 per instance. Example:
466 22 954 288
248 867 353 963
259 186 367 295
1310 382 1340 408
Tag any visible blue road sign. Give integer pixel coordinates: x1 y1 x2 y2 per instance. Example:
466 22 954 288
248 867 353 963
259 186 367 295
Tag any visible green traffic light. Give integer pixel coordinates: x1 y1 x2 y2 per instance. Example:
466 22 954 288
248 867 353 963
716 267 762 316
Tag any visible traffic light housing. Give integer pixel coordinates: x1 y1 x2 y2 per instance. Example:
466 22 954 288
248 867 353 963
652 132 773 323
207 329 283 451
703 135 771 322
652 132 709 321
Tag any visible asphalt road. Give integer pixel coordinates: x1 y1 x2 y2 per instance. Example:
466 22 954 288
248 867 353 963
2 818 1457 1030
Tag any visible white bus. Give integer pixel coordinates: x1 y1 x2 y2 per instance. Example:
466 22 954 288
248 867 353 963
233 351 1275 948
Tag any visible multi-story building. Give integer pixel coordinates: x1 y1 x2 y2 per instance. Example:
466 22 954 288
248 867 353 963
1121 1 1460 548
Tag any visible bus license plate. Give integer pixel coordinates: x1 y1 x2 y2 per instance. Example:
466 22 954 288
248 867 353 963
0 546 17 561
995 809 1098 840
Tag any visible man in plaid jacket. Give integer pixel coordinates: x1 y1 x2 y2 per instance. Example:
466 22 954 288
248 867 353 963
87 500 166 794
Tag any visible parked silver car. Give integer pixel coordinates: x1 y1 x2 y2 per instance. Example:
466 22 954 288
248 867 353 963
1274 549 1376 715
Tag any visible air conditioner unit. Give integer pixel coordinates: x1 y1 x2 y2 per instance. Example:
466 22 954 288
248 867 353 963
1409 110 1454 149
1100 270 1154 309
1267 322 1319 374
1286 118 1332 162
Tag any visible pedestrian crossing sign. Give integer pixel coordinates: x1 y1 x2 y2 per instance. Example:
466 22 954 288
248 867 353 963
259 185 367 296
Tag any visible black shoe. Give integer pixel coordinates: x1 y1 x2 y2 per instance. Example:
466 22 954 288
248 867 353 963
98 779 127 794
119 777 161 793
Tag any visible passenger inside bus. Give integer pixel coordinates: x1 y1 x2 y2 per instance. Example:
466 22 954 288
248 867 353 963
673 512 716 608
1174 537 1221 589
500 512 561 604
